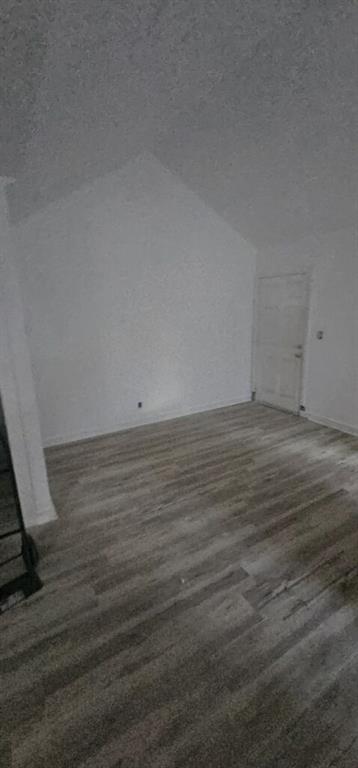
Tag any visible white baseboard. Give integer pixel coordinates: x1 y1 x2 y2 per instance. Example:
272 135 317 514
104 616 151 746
45 396 252 448
26 501 57 529
306 412 358 437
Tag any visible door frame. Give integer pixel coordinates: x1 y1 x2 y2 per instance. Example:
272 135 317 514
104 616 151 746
251 271 312 415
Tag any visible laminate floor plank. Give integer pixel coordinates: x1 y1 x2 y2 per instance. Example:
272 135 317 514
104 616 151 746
1 403 358 767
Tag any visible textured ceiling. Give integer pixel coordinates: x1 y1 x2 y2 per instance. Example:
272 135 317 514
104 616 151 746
0 0 56 174
3 0 358 247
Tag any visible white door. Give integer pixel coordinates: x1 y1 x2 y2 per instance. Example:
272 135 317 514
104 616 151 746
254 274 308 414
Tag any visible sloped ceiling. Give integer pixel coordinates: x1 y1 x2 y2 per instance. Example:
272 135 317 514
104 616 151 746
3 0 358 247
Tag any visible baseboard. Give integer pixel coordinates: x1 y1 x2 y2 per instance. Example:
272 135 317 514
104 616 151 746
45 396 252 448
26 501 57 529
305 412 358 437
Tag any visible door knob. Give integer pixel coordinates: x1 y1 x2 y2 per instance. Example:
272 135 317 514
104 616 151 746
294 353 303 358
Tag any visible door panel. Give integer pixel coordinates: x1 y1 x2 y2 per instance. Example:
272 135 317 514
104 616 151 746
255 275 308 413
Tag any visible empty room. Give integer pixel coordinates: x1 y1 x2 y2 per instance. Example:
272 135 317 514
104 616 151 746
1 2 358 766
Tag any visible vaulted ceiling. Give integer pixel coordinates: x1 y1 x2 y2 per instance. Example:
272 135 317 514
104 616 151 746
2 0 357 247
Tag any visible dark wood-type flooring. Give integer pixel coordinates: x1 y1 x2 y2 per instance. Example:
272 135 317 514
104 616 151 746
2 403 358 767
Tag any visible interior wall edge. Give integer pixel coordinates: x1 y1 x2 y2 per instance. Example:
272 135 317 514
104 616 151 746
305 412 358 438
44 396 252 448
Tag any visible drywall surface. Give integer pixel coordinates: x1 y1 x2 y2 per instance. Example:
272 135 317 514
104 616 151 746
305 234 358 434
14 154 256 445
7 3 357 252
257 228 358 434
0 181 55 526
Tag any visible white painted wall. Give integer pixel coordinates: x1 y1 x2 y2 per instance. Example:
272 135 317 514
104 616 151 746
256 227 358 435
0 181 55 526
14 154 256 446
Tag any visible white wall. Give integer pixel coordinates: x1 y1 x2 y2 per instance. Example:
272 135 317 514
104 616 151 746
0 181 55 526
14 154 256 446
257 227 358 435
